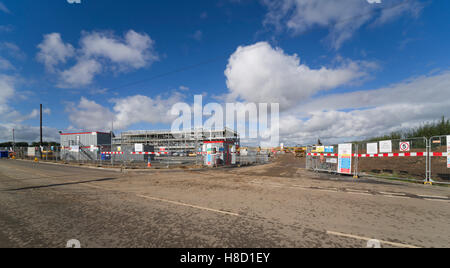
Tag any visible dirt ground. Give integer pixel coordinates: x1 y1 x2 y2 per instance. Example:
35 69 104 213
0 156 449 248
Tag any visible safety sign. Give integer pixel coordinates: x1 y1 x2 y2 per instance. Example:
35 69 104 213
338 144 352 175
367 143 378 154
399 142 410 152
447 136 450 168
379 140 392 153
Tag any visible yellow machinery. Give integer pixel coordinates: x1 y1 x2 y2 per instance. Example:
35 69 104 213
293 147 306 158
41 150 54 159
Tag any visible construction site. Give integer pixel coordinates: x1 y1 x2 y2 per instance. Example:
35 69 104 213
1 119 450 249
1 0 450 250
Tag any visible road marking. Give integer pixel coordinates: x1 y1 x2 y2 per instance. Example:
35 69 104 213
247 181 448 203
326 231 420 248
423 198 450 203
417 195 449 199
384 195 410 199
379 192 406 196
84 183 242 216
346 189 370 193
315 189 340 194
136 194 240 217
346 192 374 197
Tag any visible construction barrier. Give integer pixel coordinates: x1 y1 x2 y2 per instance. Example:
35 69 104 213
306 144 359 176
429 135 450 183
306 136 450 185
356 137 428 182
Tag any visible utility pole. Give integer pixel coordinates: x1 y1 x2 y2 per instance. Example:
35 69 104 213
12 128 15 152
111 121 114 166
40 104 43 159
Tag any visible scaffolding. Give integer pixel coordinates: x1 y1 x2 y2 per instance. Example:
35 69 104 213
113 128 240 154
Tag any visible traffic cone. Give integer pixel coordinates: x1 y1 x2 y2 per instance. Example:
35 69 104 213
147 158 152 168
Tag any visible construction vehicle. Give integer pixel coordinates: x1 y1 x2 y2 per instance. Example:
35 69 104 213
293 147 306 158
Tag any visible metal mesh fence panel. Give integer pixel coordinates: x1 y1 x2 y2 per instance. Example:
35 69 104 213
429 135 450 184
356 137 428 182
306 144 357 175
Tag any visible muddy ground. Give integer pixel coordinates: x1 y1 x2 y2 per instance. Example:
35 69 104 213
0 156 449 248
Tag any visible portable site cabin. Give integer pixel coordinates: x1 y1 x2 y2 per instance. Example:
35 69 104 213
60 132 112 161
203 141 237 167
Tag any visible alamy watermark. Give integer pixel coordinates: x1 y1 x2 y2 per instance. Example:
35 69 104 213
170 95 280 147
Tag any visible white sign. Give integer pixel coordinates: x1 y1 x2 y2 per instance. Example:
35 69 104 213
326 158 338 164
135 144 143 153
27 147 36 157
399 142 410 152
447 136 450 169
379 140 392 153
338 144 352 155
70 145 79 152
367 143 378 154
338 144 352 175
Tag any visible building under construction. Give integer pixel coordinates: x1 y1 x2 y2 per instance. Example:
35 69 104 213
112 128 240 154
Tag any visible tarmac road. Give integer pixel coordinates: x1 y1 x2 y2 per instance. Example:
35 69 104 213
0 158 449 248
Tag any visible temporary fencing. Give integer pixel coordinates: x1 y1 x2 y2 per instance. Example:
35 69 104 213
306 136 450 185
429 135 450 183
2 145 269 169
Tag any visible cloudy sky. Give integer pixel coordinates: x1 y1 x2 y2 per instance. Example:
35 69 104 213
0 0 449 145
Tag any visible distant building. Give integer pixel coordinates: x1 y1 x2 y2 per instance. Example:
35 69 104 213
113 128 240 154
60 132 112 161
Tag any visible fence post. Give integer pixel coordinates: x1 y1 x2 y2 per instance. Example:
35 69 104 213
353 143 359 179
423 137 431 185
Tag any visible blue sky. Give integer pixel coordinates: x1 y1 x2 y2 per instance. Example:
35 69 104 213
0 0 450 144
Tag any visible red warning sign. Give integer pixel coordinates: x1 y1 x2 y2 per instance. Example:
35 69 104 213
400 142 410 152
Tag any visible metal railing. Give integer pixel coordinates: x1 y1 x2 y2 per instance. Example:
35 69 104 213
306 135 450 185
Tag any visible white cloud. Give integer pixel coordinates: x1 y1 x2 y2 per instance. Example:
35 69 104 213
0 2 10 14
58 59 102 88
0 57 14 71
277 71 450 145
112 94 183 129
225 42 371 110
80 30 158 70
37 30 158 88
0 42 26 60
0 74 15 114
37 33 75 72
66 97 115 131
262 0 423 49
0 123 60 143
66 93 184 131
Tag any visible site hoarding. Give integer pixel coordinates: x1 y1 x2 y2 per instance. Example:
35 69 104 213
338 144 352 175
